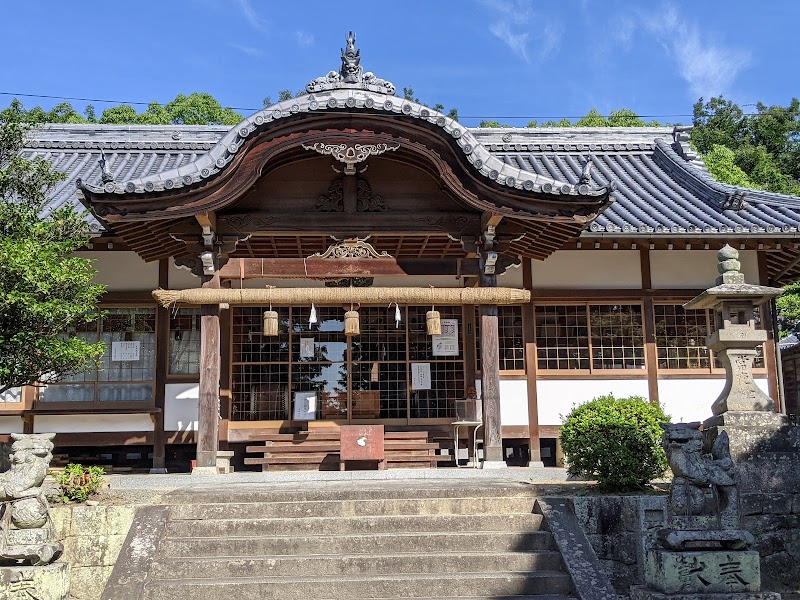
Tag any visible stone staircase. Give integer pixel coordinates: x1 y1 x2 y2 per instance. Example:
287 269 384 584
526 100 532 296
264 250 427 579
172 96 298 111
114 482 577 599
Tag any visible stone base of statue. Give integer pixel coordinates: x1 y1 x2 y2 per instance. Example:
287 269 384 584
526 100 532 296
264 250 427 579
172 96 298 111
0 562 69 600
630 548 780 600
703 411 800 495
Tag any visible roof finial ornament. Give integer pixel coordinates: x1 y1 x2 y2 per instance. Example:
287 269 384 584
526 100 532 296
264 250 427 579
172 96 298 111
340 31 362 83
578 158 594 185
98 149 114 183
305 31 396 95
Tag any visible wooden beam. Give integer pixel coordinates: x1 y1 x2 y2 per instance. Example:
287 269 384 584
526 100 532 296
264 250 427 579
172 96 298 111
152 259 169 472
196 272 221 469
209 212 482 237
479 260 504 466
643 297 660 406
216 257 480 279
522 259 542 466
195 211 216 231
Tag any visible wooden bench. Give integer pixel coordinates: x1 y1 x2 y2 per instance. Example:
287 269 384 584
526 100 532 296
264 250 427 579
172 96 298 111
244 430 452 471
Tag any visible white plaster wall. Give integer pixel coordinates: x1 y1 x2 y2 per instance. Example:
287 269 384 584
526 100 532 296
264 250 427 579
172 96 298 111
497 262 524 289
536 379 651 425
658 378 769 423
0 416 24 434
75 251 158 292
531 251 641 289
165 383 199 432
33 414 154 433
169 258 200 289
650 250 759 289
499 379 529 425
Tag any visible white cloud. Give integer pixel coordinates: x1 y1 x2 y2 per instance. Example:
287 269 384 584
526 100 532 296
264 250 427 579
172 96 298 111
234 0 268 33
630 3 751 98
228 43 263 57
477 0 561 63
294 30 314 48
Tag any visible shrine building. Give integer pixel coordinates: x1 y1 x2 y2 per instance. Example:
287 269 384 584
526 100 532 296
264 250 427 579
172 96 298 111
2 34 799 471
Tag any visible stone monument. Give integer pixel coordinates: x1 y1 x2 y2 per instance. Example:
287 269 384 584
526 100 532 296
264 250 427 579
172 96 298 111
0 433 69 600
631 246 784 599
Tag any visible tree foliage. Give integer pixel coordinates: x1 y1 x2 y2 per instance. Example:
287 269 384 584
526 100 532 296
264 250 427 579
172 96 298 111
692 96 800 195
4 93 243 126
402 87 459 122
776 282 800 339
560 394 669 491
0 105 105 394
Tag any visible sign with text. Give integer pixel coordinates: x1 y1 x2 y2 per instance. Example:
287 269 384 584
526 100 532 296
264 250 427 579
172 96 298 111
411 362 432 390
111 341 140 362
299 337 315 359
432 319 459 356
293 391 317 420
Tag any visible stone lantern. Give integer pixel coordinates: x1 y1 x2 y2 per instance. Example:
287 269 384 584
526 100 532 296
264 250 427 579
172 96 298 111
684 245 782 415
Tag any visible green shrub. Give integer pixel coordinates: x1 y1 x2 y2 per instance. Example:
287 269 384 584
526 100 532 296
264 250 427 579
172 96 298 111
560 394 669 491
56 463 105 503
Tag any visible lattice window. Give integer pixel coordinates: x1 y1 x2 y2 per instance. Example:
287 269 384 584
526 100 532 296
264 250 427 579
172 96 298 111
475 306 525 372
169 308 201 375
39 308 156 404
231 305 466 423
590 304 645 370
655 305 710 370
535 305 590 371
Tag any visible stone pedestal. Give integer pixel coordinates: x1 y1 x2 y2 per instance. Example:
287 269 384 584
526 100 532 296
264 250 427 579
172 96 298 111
645 549 761 594
0 562 69 600
703 412 800 495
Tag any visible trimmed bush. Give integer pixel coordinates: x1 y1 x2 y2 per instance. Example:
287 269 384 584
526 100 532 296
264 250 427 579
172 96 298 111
56 463 105 503
560 394 669 491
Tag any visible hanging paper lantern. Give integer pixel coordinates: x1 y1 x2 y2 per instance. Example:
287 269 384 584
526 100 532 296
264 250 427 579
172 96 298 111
345 310 360 336
262 310 279 337
426 310 441 335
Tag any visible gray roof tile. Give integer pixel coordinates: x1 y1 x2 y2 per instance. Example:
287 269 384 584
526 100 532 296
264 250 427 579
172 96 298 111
21 121 800 238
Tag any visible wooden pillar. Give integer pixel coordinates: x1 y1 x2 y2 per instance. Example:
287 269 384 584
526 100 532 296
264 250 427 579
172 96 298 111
522 259 542 466
640 249 660 405
151 259 169 473
758 251 781 409
196 272 221 469
479 268 504 466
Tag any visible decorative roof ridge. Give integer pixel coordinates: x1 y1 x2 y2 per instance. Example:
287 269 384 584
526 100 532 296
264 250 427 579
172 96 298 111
77 89 613 200
305 31 396 96
654 138 800 210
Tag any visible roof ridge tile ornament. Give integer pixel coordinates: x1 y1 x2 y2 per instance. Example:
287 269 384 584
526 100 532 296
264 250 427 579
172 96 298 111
672 125 698 162
306 31 396 95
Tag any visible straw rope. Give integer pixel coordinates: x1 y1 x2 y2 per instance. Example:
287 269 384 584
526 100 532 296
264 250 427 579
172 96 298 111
152 286 531 307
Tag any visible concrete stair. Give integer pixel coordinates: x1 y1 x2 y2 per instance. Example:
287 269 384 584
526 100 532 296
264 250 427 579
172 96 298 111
137 483 576 599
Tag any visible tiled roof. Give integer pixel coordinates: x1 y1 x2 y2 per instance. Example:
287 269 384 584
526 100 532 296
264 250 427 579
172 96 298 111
22 121 800 238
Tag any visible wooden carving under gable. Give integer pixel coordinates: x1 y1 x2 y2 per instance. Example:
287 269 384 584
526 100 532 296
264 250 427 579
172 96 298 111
316 176 385 213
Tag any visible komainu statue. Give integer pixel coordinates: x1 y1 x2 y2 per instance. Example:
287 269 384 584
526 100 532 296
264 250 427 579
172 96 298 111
658 422 752 550
0 434 63 566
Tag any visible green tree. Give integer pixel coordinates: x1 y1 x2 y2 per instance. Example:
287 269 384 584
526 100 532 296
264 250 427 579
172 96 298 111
777 282 800 339
692 96 800 195
0 104 105 393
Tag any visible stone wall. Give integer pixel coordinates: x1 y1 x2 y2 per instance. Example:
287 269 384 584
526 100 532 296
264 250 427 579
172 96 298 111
572 492 800 596
741 491 800 592
49 505 136 600
571 495 667 594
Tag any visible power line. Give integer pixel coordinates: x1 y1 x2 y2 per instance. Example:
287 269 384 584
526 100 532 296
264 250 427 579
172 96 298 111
0 90 769 121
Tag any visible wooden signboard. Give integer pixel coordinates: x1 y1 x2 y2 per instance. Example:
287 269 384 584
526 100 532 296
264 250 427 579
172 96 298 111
339 425 385 470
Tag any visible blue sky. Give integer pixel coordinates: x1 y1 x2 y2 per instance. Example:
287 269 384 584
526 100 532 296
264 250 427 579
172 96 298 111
1 0 798 126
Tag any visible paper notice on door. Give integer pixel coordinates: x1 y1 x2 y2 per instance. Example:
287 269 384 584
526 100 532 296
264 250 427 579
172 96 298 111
411 362 432 390
432 319 459 356
300 337 315 359
111 341 140 361
293 391 317 420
